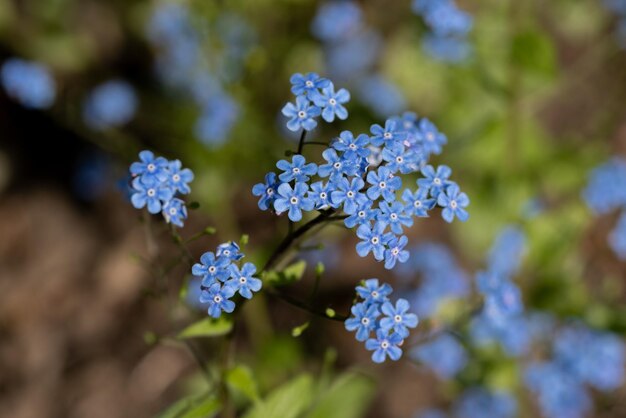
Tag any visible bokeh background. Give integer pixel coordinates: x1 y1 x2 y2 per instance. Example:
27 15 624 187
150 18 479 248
1 0 626 417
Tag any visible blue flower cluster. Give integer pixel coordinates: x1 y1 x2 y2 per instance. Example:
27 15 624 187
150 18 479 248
1 58 56 109
411 0 473 63
416 388 516 418
603 0 626 48
410 334 468 378
345 279 418 363
583 158 626 259
129 150 194 227
470 227 530 356
525 325 625 418
192 242 262 318
83 80 138 130
146 4 254 146
257 75 469 269
399 243 469 317
311 1 406 117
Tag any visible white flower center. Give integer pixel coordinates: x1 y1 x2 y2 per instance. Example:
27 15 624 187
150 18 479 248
394 315 402 323
361 317 370 325
450 200 458 209
169 207 177 215
358 210 365 217
426 132 435 141
209 266 216 273
349 143 357 150
333 162 342 169
147 163 155 172
214 295 222 303
298 111 306 118
381 340 389 349
290 197 299 205
392 248 399 255
384 132 392 139
396 156 403 163
223 250 231 256
147 189 156 197
379 181 386 189
371 237 379 245
390 213 398 220
329 98 337 105
371 291 379 298
267 188 274 195
172 174 180 182
347 191 354 198
239 276 247 284
293 167 301 174
414 200 422 207
305 80 314 88
434 178 441 185
320 192 327 199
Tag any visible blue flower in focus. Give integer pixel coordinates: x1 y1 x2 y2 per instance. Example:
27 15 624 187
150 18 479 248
192 251 231 286
252 172 280 210
417 119 447 155
282 95 322 132
311 82 350 122
609 211 626 260
370 119 407 148
332 131 371 160
308 181 335 209
330 177 367 214
83 80 138 130
365 329 404 363
162 198 188 227
318 148 357 181
311 1 363 42
418 165 452 197
276 155 318 183
290 72 330 97
382 143 420 174
411 334 468 378
130 177 173 214
344 302 380 341
274 182 315 222
200 283 236 318
356 222 389 261
217 241 244 261
366 166 402 202
344 201 378 228
226 262 262 299
1 58 56 109
378 201 413 234
130 150 170 184
437 183 469 222
356 278 393 304
167 160 194 194
453 388 516 418
379 298 418 338
402 188 435 217
383 235 410 269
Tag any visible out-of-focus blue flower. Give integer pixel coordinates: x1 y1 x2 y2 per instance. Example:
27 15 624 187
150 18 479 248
582 158 626 214
470 313 530 356
416 118 448 156
487 227 526 277
184 277 205 310
200 283 236 318
365 329 404 363
325 30 382 80
274 182 315 222
437 183 470 222
73 153 110 201
411 334 468 378
609 211 626 260
194 91 239 146
344 302 380 341
453 388 516 418
424 3 473 37
252 172 280 210
356 75 406 118
1 58 56 109
162 197 188 227
226 262 262 299
311 81 350 122
83 80 138 130
311 1 363 42
282 95 322 132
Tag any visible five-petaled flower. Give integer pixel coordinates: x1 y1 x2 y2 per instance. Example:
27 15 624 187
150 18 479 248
437 183 470 222
200 283 236 318
379 298 419 338
290 72 330 98
274 182 315 222
366 329 404 363
344 302 380 341
277 155 318 183
311 81 350 122
282 95 321 132
226 263 263 299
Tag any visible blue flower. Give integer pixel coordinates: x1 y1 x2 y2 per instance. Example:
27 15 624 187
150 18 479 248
216 241 244 261
483 281 524 321
344 302 380 341
192 251 231 286
411 334 468 378
162 198 188 227
344 201 378 228
356 278 393 304
310 81 350 122
379 298 418 337
366 166 402 202
487 227 526 277
282 95 321 132
382 142 420 174
583 158 626 214
290 72 330 98
167 159 194 194
199 283 236 318
365 329 404 363
453 388 516 418
416 118 447 155
383 235 410 269
226 262 262 299
417 165 452 197
130 150 170 184
83 80 138 130
356 222 389 261
318 148 357 181
422 35 471 63
330 177 367 214
308 181 335 209
437 183 469 222
609 211 626 260
274 182 315 222
332 131 370 160
311 1 363 42
1 58 56 109
252 172 280 210
130 177 174 214
378 201 413 234
355 75 406 119
402 188 435 217
369 119 407 148
276 155 318 183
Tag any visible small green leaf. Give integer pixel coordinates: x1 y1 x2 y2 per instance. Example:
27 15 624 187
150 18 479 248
243 374 314 418
263 260 307 286
158 393 221 418
315 262 325 277
204 226 217 235
240 234 250 246
226 365 260 402
291 322 309 337
188 201 201 210
143 331 158 345
325 308 336 318
178 317 233 339
510 29 556 78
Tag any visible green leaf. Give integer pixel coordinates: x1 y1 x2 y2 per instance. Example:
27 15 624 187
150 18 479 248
243 374 314 418
315 262 325 277
240 234 250 246
510 30 556 78
158 393 221 418
177 317 233 339
226 365 260 402
291 322 309 337
263 260 307 286
304 373 376 418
